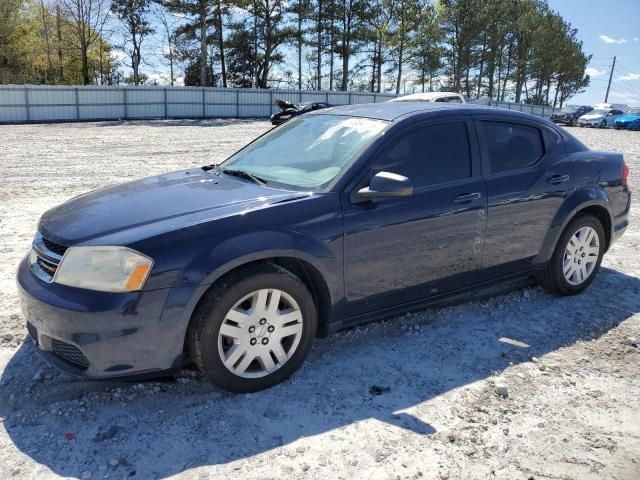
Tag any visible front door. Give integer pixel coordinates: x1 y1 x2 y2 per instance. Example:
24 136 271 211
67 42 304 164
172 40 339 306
341 119 487 318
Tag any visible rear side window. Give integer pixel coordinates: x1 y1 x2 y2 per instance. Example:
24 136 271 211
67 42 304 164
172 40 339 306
373 122 472 187
481 121 544 173
447 96 463 103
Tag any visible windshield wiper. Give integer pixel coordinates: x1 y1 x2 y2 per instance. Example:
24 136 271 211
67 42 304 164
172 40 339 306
220 168 267 186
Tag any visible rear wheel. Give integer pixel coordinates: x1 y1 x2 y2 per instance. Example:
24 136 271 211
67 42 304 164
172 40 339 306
600 120 607 128
187 263 317 393
537 214 605 295
570 118 577 127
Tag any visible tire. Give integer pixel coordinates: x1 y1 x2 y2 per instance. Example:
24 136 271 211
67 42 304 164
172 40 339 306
537 214 605 295
570 118 577 127
187 263 317 393
600 120 607 128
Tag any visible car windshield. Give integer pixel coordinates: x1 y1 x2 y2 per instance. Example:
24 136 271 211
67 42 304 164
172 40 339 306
591 109 607 116
221 114 388 190
625 108 640 115
560 106 578 113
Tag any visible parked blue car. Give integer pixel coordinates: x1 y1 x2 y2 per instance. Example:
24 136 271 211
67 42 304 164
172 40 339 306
17 103 631 393
615 109 640 130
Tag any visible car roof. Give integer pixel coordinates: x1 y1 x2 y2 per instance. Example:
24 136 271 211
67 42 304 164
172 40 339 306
313 102 547 123
389 91 464 102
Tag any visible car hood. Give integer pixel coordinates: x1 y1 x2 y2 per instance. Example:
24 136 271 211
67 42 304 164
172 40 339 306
38 168 304 245
616 115 640 122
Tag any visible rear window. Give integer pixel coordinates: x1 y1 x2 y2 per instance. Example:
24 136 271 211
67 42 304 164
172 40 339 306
563 130 589 153
481 121 544 173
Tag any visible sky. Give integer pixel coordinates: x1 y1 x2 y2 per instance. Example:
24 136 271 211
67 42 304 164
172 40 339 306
547 0 640 106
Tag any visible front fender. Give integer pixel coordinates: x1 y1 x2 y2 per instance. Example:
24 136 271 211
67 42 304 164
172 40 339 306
534 187 613 265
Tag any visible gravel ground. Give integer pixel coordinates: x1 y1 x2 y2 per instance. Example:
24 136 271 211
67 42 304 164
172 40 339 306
0 120 639 480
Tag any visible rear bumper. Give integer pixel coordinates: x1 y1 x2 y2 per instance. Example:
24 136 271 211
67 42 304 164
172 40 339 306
612 196 631 247
16 256 184 379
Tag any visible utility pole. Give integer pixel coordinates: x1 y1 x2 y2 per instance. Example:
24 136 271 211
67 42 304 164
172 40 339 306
605 56 616 103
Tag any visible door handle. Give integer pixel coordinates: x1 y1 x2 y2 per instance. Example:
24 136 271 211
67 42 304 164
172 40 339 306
453 192 482 204
547 174 570 185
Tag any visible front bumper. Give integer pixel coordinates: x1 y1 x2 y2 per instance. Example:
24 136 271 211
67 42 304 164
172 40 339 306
551 116 574 125
615 122 640 130
578 119 601 127
16 256 184 379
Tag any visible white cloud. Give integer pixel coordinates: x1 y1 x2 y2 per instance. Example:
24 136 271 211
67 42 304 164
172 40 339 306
618 73 640 81
608 92 640 105
599 34 628 44
634 37 639 42
585 67 607 77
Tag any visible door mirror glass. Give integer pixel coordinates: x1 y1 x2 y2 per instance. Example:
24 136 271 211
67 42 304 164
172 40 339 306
357 171 413 200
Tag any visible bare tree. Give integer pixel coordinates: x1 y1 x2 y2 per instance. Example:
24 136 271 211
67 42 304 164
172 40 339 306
111 0 155 86
60 0 110 85
155 5 178 85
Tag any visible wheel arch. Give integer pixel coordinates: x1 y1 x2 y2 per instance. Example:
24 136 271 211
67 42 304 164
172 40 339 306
535 189 614 265
182 254 336 359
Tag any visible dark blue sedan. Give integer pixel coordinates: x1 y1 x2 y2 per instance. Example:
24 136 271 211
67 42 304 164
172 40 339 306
17 103 631 393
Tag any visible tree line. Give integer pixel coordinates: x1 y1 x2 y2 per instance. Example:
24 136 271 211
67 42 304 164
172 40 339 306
0 0 590 107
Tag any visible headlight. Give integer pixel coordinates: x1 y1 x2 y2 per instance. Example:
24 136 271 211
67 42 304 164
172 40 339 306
54 246 153 292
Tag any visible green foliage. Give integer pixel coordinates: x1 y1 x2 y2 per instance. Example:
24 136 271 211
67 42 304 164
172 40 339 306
0 0 118 85
438 0 590 106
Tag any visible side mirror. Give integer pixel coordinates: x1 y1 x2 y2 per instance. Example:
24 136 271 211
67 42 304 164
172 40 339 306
357 171 413 200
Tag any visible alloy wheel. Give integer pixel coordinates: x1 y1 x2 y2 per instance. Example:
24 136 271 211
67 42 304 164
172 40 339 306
563 226 600 286
217 288 303 378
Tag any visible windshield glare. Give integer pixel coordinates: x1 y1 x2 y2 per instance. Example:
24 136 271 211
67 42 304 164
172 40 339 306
221 115 388 190
561 106 578 113
591 109 607 116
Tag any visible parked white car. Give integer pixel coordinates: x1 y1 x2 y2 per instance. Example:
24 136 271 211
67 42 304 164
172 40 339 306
578 108 626 128
388 92 466 103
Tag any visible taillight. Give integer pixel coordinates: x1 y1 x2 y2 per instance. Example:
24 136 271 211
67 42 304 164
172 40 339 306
622 161 629 186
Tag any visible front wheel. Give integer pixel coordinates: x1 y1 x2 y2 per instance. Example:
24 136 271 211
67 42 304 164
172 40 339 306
187 263 317 393
537 214 605 295
600 120 607 128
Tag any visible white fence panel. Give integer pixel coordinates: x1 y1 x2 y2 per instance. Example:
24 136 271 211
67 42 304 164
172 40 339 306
30 105 76 121
0 106 28 122
0 85 557 123
128 104 164 118
79 104 126 120
0 87 26 105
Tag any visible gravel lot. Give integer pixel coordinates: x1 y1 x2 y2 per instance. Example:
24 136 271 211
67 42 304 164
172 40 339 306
0 120 639 480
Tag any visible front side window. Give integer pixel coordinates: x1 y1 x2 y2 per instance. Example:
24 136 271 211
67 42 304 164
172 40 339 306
481 121 544 174
371 122 472 188
222 114 388 190
447 96 463 103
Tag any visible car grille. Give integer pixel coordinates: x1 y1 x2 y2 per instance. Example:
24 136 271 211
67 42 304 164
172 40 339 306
36 256 58 277
42 238 67 256
51 339 89 369
30 233 67 283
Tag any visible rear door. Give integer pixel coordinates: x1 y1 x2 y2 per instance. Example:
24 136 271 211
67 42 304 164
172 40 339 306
341 118 487 317
475 116 573 275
